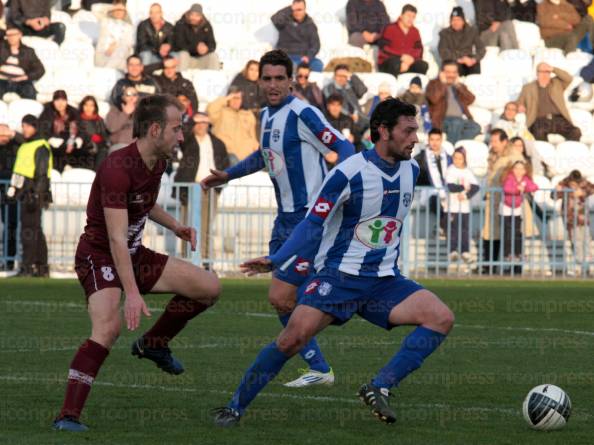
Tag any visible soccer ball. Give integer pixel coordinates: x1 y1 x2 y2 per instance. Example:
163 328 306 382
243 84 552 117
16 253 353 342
522 384 571 431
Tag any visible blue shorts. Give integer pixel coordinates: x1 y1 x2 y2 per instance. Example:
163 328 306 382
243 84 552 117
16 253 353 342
298 269 424 330
269 209 310 287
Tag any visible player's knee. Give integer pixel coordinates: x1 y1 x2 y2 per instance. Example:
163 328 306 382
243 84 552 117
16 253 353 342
190 272 220 306
268 290 296 314
92 322 120 348
276 330 307 356
432 304 455 333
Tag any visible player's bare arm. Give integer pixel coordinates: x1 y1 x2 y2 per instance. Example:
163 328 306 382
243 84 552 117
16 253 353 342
240 257 273 276
149 204 197 251
200 169 229 190
104 207 151 330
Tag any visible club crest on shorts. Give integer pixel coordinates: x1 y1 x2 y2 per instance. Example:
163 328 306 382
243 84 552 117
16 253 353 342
305 279 320 294
318 282 332 296
403 192 412 207
355 216 402 249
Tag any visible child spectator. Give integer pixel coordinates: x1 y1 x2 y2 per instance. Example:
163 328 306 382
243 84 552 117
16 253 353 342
445 147 479 262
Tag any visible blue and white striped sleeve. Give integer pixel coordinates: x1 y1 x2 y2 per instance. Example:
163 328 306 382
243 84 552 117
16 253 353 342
305 167 350 225
297 105 355 162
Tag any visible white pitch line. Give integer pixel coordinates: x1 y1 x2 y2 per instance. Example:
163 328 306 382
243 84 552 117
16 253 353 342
0 375 519 416
0 343 223 354
4 300 594 338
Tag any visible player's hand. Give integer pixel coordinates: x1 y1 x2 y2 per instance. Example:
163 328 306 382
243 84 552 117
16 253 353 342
200 169 229 190
240 257 273 276
174 225 197 251
124 293 151 331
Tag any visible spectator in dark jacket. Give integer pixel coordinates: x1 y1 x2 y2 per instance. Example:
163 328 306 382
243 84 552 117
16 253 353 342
509 0 537 22
229 60 265 115
78 95 109 170
0 27 45 100
173 3 219 70
324 93 356 147
271 1 323 72
474 0 519 50
438 7 485 76
537 0 594 54
154 56 199 116
346 0 390 48
136 3 174 67
38 90 80 172
378 4 428 78
9 0 65 45
292 62 324 110
110 55 160 107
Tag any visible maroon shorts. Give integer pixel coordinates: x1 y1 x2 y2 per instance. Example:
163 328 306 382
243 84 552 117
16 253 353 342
75 243 169 299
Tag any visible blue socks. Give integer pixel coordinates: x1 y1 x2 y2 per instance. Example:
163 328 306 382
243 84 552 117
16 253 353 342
229 342 290 415
278 313 330 373
372 326 447 389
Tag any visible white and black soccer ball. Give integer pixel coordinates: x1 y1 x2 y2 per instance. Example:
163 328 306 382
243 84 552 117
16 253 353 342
522 384 571 431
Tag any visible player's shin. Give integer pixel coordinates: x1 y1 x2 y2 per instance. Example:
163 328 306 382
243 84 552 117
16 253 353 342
228 342 291 416
371 326 447 389
278 312 330 373
58 339 109 419
142 294 209 348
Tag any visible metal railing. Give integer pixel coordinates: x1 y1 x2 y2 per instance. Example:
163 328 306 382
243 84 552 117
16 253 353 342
1 180 592 278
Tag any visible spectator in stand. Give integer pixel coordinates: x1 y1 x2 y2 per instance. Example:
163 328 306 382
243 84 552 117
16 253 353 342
110 55 160 107
38 90 81 173
438 7 485 76
377 4 428 78
105 86 138 151
509 0 537 22
0 27 45 100
0 124 21 271
206 86 259 162
324 93 356 145
414 128 452 237
322 64 369 136
229 60 265 115
292 62 324 111
154 56 198 116
517 63 581 142
554 169 594 273
135 3 174 67
399 76 426 107
500 160 538 262
9 0 65 45
364 81 392 118
474 0 519 50
174 112 230 260
346 0 390 48
537 0 594 54
445 147 480 262
95 2 135 71
426 60 481 144
271 0 323 72
494 101 534 142
78 95 109 170
173 3 219 71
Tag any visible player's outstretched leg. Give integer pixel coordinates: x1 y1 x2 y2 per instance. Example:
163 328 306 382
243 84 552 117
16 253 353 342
53 288 121 432
132 257 220 374
269 278 333 387
213 305 334 427
359 290 454 424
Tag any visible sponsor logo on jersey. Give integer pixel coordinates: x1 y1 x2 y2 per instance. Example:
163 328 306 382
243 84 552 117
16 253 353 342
305 279 320 294
294 258 310 275
403 192 412 207
130 193 144 204
384 189 400 195
317 127 337 146
318 282 332 296
261 148 285 178
311 197 334 219
355 216 402 249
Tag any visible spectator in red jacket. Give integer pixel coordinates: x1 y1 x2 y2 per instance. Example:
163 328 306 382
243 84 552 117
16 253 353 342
377 4 428 78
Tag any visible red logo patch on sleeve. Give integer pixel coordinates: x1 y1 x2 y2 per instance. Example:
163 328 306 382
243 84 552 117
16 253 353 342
317 128 337 146
294 257 310 275
311 197 334 219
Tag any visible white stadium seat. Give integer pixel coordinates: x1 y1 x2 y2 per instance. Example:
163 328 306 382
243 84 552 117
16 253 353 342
568 108 594 144
0 101 8 124
533 47 566 71
21 37 61 72
553 141 593 176
60 40 95 71
533 175 561 211
454 139 489 177
72 9 100 45
191 70 232 104
498 49 534 81
90 67 123 102
8 100 43 131
464 75 501 110
565 51 593 77
513 20 543 54
468 105 494 134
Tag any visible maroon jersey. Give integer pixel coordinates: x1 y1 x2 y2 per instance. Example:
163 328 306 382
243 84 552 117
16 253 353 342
79 143 166 256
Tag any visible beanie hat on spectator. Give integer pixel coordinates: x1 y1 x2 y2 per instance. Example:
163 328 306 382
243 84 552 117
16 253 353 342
21 114 38 129
53 90 68 101
410 76 422 88
450 7 465 20
189 3 203 14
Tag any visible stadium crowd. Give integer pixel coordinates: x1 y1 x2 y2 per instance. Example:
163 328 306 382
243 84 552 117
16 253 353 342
2 0 594 275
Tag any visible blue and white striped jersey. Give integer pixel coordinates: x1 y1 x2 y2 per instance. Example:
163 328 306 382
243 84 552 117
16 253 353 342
306 149 420 277
259 95 348 213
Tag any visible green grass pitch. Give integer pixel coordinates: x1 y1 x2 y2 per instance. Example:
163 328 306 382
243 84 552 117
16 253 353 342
1 278 593 445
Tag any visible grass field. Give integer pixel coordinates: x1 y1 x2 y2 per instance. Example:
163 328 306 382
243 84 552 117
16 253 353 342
1 278 593 445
